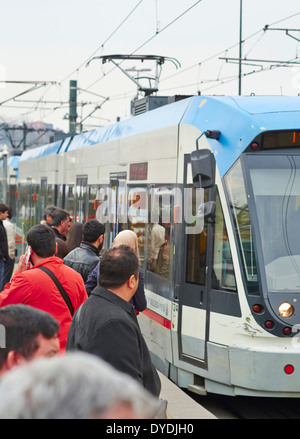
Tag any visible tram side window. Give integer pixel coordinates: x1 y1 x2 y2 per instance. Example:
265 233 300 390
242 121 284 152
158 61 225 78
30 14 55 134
40 178 47 211
57 184 64 209
107 178 127 246
75 176 88 223
148 186 172 279
212 191 237 292
66 185 75 221
18 182 32 233
88 186 98 221
128 188 147 266
47 184 55 206
185 187 208 285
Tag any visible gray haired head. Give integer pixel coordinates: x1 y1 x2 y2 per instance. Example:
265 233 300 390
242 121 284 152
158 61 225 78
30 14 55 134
0 352 162 419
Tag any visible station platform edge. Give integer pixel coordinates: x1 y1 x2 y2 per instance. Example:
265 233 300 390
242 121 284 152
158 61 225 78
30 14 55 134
157 371 217 419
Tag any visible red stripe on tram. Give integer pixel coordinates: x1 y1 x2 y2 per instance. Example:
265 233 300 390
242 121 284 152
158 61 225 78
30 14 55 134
142 308 171 330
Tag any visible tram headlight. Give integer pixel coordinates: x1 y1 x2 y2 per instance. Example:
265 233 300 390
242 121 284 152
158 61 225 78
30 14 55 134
278 302 294 318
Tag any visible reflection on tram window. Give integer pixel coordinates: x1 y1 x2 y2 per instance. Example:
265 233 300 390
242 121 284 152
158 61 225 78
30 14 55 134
156 226 170 278
18 181 34 235
186 229 206 285
147 185 171 278
185 187 208 285
40 178 47 206
75 176 88 223
57 185 64 209
148 221 170 278
225 159 259 294
107 183 126 247
248 154 300 293
66 184 75 221
128 188 147 265
47 184 54 206
212 191 237 292
88 186 97 221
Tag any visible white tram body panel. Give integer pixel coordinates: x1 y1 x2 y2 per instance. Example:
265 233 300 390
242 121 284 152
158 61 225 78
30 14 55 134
16 95 300 397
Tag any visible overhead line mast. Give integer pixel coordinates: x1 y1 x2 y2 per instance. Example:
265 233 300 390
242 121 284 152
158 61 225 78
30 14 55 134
239 0 243 95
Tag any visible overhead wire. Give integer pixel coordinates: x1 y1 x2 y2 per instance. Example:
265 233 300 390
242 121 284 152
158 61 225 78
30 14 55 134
38 0 205 126
28 1 146 125
3 5 300 128
82 0 204 92
59 0 145 85
160 10 300 88
4 1 146 125
170 56 298 95
86 8 300 114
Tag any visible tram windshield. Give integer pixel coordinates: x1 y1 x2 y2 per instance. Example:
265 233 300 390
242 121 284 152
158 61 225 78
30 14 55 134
225 154 300 293
227 154 300 294
248 154 300 293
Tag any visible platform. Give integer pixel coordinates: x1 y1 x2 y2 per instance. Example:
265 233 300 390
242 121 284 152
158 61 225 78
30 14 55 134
158 371 217 419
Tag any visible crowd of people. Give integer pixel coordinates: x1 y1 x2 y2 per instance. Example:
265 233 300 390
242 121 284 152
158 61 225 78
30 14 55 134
0 204 165 419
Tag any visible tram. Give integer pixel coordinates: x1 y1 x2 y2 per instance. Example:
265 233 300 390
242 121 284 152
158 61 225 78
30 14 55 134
13 95 300 396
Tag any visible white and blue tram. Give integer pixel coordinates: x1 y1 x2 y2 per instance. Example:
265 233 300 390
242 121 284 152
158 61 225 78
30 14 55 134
14 95 300 396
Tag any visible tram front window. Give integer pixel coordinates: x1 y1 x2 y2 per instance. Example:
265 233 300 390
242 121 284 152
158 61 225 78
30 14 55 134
247 154 300 293
225 160 258 294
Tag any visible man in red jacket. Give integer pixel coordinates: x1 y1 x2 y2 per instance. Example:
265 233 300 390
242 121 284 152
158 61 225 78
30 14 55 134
0 224 87 351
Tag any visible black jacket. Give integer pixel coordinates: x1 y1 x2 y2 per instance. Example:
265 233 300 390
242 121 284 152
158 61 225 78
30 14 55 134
63 242 100 282
52 227 67 241
0 220 9 262
66 286 161 396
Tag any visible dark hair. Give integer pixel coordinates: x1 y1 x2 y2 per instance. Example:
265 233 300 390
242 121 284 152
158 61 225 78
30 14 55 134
83 220 105 243
99 245 139 289
51 209 70 227
27 224 56 257
0 203 9 214
55 238 69 259
0 305 59 368
67 222 83 252
43 205 57 220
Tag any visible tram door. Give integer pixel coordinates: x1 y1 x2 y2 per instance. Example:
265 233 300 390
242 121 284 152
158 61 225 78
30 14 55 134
178 154 214 367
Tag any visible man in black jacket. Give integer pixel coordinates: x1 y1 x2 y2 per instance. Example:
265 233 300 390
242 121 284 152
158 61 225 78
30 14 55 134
0 203 9 289
63 219 105 282
66 245 161 397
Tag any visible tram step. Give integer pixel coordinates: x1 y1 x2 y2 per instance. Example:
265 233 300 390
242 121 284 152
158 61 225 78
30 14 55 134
187 384 207 396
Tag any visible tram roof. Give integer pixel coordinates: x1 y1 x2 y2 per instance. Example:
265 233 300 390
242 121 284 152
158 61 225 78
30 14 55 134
19 139 64 161
19 95 300 176
183 95 300 175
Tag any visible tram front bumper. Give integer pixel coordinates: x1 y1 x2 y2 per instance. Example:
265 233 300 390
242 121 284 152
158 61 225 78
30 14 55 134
205 340 300 397
227 345 300 396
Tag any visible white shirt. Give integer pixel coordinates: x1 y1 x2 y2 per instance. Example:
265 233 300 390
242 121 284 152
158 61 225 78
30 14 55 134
3 219 15 260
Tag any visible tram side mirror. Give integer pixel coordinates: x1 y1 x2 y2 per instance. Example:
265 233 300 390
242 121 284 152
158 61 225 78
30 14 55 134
191 148 215 189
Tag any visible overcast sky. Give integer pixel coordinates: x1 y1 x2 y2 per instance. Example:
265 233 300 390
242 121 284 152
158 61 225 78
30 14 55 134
0 0 299 132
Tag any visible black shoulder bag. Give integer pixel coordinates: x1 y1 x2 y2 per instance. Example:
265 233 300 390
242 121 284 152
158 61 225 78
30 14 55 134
37 266 74 317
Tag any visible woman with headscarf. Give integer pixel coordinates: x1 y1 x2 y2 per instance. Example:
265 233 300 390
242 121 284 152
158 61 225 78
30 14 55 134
84 230 147 313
